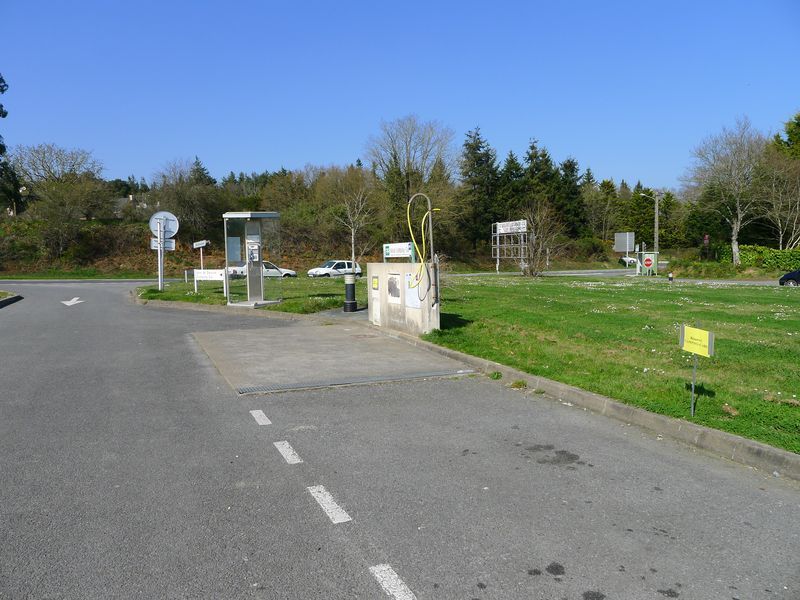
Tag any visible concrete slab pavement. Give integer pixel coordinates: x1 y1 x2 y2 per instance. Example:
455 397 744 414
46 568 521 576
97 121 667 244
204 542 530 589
193 321 473 394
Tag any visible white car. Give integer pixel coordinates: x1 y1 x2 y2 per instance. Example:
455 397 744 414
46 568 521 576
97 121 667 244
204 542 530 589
227 261 296 278
262 261 296 277
307 260 362 277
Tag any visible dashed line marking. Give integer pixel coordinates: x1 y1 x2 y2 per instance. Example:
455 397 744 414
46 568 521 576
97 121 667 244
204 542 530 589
307 485 352 524
273 441 303 464
369 564 417 599
249 410 272 425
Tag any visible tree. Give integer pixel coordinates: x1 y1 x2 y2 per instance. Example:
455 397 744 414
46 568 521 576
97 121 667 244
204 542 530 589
627 182 656 247
773 112 800 159
496 151 525 220
189 156 217 186
152 158 230 241
591 178 618 241
554 157 586 238
11 143 103 184
10 143 109 220
366 115 454 238
330 166 376 270
524 196 565 276
755 145 800 249
522 140 559 213
686 117 766 265
455 128 499 250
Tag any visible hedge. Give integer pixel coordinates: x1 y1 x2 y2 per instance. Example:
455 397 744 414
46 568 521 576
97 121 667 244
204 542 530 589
718 244 800 271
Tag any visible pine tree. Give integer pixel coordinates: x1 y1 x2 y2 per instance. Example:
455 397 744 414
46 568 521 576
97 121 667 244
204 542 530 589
523 140 559 210
456 128 499 250
189 156 217 186
554 157 587 238
497 151 525 219
772 112 800 159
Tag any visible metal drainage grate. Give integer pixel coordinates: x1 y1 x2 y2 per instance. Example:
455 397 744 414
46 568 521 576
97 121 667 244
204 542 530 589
236 369 474 395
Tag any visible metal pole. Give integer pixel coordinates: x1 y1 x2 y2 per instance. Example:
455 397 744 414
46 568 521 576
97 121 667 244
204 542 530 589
157 219 164 291
690 354 698 416
200 247 204 270
654 193 659 256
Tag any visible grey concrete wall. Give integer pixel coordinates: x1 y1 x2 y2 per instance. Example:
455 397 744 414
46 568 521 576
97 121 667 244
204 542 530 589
367 262 440 335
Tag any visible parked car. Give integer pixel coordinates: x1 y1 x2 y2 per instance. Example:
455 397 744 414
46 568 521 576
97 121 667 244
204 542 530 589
307 260 362 277
779 269 800 286
227 261 247 277
262 261 296 277
618 256 638 267
227 261 296 278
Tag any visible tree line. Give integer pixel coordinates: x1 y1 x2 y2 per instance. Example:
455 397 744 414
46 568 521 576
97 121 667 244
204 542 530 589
2 69 798 270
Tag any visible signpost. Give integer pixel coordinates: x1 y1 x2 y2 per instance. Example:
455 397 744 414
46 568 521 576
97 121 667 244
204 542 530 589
492 220 528 273
149 211 179 291
193 239 210 269
193 268 228 295
679 324 715 416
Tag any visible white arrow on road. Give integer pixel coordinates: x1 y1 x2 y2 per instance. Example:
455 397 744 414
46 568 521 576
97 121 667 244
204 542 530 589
61 297 85 307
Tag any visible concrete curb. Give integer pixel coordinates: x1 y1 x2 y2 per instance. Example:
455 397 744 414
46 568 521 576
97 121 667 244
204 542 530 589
130 292 800 482
0 294 23 309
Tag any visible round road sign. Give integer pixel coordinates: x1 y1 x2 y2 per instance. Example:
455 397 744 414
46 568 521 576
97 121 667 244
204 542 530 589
149 211 179 238
644 257 653 268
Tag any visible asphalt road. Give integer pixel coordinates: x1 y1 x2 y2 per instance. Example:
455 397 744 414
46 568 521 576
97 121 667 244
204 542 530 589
1 281 798 599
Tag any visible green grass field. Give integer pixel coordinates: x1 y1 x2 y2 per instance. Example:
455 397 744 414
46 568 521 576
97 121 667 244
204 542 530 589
426 276 800 453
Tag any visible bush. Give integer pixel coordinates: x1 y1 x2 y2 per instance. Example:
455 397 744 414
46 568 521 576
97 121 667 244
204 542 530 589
564 237 609 261
717 245 800 271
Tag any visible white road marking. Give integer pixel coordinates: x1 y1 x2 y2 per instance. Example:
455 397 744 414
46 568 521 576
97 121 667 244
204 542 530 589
249 410 272 425
307 485 352 524
273 441 303 464
61 297 85 306
369 564 417 600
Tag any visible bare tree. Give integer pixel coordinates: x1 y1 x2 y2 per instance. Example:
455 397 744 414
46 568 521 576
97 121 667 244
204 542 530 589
756 146 800 249
331 167 376 270
524 199 565 276
685 117 766 265
11 143 103 184
366 114 454 208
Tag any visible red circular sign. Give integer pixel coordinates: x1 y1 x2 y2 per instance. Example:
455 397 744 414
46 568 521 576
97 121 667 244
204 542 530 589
644 257 653 268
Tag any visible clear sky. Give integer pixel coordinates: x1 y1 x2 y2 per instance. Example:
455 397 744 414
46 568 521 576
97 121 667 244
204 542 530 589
3 0 799 190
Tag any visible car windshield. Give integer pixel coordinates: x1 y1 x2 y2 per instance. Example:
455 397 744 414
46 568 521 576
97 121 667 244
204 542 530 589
321 260 337 268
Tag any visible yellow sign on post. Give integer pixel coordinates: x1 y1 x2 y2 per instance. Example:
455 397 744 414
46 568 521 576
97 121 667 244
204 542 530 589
680 325 715 357
679 324 715 416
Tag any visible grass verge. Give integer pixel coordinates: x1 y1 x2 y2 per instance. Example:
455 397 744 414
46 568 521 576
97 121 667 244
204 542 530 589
137 276 369 314
424 276 800 454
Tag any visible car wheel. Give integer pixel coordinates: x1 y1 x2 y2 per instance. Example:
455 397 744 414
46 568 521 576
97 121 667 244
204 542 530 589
786 279 798 287
283 273 291 277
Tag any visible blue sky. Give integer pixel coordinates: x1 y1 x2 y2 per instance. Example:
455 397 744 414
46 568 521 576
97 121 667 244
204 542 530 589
4 0 799 190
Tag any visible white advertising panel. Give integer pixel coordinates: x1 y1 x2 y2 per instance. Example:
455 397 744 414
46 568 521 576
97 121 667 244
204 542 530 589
496 220 527 234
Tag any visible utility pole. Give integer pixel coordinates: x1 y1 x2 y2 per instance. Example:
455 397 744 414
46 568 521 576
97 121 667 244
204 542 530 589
654 192 659 255
641 191 660 255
